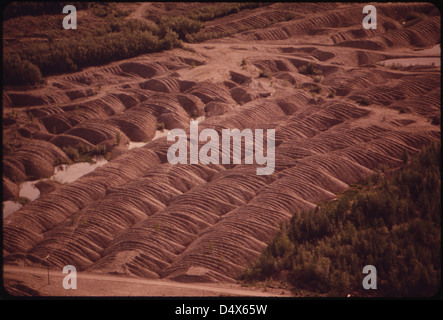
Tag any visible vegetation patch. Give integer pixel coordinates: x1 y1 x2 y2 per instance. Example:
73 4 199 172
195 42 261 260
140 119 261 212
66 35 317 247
298 62 323 76
4 30 179 83
156 122 166 131
15 196 31 206
258 69 272 79
355 97 371 106
308 84 322 94
62 143 108 164
240 141 441 297
3 3 296 86
183 3 264 22
327 89 336 99
3 3 181 86
3 54 43 86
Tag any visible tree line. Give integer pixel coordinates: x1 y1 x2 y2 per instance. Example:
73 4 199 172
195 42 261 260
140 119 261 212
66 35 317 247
240 141 441 297
3 2 265 86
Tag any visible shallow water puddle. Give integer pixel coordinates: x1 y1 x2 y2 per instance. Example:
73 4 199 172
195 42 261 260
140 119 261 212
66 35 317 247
381 45 440 67
413 44 441 55
382 57 440 67
128 141 148 149
3 157 108 218
50 157 108 184
3 201 23 218
3 181 41 219
20 181 41 201
4 119 211 217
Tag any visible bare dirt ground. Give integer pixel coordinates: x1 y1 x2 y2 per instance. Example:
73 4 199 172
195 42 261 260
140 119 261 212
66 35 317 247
3 265 292 297
2 2 440 297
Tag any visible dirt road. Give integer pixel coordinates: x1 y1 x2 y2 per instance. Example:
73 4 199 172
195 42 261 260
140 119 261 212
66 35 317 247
3 265 292 297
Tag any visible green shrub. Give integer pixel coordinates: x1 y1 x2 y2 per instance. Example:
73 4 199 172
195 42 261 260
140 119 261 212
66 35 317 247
62 143 108 163
308 84 322 94
54 157 71 167
13 30 169 78
16 196 31 206
355 97 370 106
258 69 271 78
92 7 110 18
3 54 42 86
327 89 336 99
185 3 262 22
161 30 181 50
114 8 131 18
298 62 323 76
62 145 80 161
160 16 203 40
313 75 324 83
156 122 165 131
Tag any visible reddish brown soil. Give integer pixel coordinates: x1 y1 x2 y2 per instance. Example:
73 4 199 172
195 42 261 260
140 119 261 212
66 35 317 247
2 2 440 296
